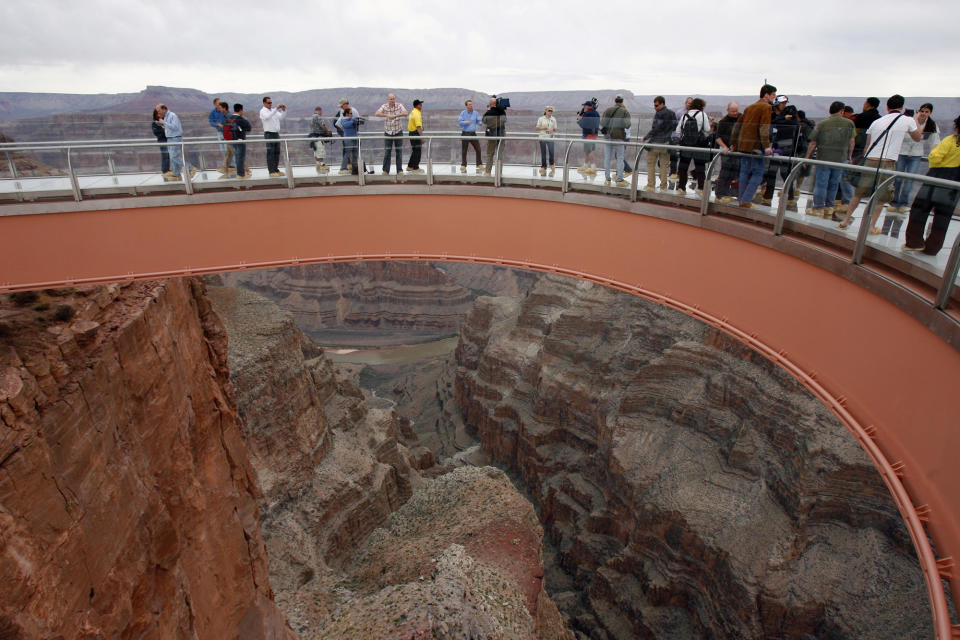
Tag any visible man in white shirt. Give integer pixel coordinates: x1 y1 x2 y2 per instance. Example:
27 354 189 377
260 96 287 177
838 94 922 232
374 93 408 175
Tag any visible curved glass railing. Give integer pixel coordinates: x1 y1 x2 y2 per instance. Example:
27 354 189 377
1 134 958 311
1 131 959 638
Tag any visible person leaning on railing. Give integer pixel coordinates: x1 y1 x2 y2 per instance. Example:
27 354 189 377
338 108 360 175
902 115 960 256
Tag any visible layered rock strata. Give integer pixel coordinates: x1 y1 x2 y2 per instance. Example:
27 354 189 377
320 465 573 640
207 285 426 634
453 274 931 639
0 280 291 639
218 263 476 343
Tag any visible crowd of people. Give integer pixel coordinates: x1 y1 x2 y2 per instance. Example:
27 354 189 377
150 86 960 256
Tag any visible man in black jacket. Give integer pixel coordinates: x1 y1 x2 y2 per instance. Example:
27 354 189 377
482 96 507 175
643 96 677 191
228 104 253 179
714 101 741 202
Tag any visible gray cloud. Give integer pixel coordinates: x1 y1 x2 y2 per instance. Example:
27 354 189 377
1 0 958 96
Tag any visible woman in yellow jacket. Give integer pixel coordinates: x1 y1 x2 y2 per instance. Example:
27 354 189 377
903 115 960 255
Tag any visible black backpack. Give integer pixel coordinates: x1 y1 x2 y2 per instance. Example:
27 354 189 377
679 111 703 147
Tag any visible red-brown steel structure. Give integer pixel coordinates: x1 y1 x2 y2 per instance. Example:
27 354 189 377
1 191 958 636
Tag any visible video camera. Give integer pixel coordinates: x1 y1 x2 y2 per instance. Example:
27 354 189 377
578 97 599 117
493 95 510 109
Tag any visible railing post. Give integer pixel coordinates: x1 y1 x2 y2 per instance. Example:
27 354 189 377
283 140 295 188
426 136 434 186
852 175 896 264
561 140 574 194
182 144 194 196
357 138 365 186
494 139 503 188
773 159 807 235
700 151 722 217
107 154 119 185
5 150 19 180
629 143 645 203
66 147 82 202
935 233 960 310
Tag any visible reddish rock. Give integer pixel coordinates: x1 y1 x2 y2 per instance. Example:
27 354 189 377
0 279 292 639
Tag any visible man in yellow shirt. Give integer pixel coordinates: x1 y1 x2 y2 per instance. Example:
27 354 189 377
406 99 425 173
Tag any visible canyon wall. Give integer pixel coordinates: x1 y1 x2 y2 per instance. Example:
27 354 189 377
0 279 291 639
209 284 572 638
453 274 931 639
219 263 476 344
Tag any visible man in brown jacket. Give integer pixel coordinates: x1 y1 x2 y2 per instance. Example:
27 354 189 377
731 84 777 207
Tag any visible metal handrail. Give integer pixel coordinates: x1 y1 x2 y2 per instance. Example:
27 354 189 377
773 161 808 235
1 131 958 638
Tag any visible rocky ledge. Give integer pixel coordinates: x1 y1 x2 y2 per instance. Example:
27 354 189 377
452 274 931 639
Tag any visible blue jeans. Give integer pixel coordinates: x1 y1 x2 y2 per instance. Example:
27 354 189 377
738 154 766 203
813 164 845 208
340 139 358 171
891 154 923 208
383 133 403 173
604 142 625 181
539 140 555 168
167 136 189 177
233 141 246 176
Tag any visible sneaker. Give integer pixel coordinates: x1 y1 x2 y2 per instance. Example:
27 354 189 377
760 197 773 206
216 168 228 175
738 201 753 208
718 196 736 204
623 171 632 178
899 206 911 213
786 199 798 211
616 180 629 187
807 208 823 217
901 244 924 252
338 169 351 175
165 174 182 182
237 173 249 180
644 185 657 192
460 166 467 173
244 170 252 178
577 167 587 174
669 173 678 181
585 168 597 175
604 179 611 186
396 169 404 175
188 168 198 179
161 171 173 178
677 188 686 194
269 171 284 177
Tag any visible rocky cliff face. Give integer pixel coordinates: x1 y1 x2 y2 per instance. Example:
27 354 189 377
0 279 291 639
209 284 571 638
321 465 573 640
219 263 476 345
453 274 931 639
208 285 427 634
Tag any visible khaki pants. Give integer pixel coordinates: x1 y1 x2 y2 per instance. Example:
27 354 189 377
485 140 499 172
646 148 670 187
222 144 235 172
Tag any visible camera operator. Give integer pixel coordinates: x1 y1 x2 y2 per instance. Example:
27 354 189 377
482 96 507 175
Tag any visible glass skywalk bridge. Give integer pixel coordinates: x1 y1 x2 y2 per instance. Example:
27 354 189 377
2 133 960 639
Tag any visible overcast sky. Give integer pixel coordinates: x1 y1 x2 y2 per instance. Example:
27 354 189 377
2 0 958 97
